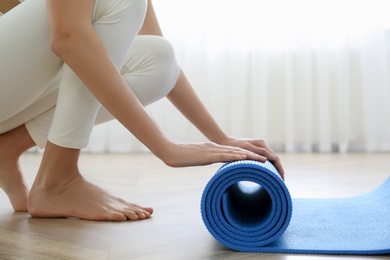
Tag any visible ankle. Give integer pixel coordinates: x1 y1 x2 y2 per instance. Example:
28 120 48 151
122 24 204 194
33 166 82 193
0 143 22 177
0 125 35 158
33 141 82 192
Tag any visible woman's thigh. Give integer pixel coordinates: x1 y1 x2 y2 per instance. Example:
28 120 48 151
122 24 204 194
0 0 147 138
23 35 180 148
0 0 63 125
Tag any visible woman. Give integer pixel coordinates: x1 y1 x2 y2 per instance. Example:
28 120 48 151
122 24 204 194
0 0 283 221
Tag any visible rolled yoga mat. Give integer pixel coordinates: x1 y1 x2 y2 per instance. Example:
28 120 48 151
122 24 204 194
201 160 390 255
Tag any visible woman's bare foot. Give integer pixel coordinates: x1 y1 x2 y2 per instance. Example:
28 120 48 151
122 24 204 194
28 141 153 221
28 174 154 221
0 125 35 212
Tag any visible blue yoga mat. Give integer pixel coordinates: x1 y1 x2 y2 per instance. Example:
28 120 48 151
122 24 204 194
201 160 390 254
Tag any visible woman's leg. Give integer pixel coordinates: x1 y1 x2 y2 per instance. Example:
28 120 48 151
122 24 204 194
26 36 179 220
117 35 180 107
0 32 180 216
0 125 35 211
0 34 179 212
25 35 180 149
25 0 180 220
0 1 63 211
87 35 181 129
0 0 149 219
0 1 62 123
28 0 153 221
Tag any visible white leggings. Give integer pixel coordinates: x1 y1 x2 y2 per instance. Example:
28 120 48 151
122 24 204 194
0 0 180 149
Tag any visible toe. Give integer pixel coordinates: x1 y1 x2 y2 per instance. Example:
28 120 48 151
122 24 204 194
108 212 127 221
124 210 140 221
134 209 146 219
143 207 154 215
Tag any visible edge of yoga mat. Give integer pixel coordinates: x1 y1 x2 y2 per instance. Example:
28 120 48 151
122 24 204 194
200 160 390 255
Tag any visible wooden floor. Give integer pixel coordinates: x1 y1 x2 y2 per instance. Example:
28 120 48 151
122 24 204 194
0 152 389 260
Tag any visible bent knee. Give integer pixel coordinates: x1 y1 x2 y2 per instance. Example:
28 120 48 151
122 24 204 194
122 34 180 82
141 35 177 64
120 35 181 105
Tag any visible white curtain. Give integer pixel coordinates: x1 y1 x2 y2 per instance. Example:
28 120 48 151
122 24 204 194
3 0 390 153
88 0 390 153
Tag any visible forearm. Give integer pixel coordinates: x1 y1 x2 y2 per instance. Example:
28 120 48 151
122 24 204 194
0 0 20 13
167 71 229 144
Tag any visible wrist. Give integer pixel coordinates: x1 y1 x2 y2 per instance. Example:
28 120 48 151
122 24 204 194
209 131 230 145
149 137 176 163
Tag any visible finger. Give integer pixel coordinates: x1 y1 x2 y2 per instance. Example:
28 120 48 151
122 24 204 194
269 156 285 180
245 143 285 180
218 142 286 180
240 148 283 176
223 148 284 179
210 152 247 164
209 145 261 163
274 162 285 180
243 143 277 160
218 145 265 159
242 152 268 162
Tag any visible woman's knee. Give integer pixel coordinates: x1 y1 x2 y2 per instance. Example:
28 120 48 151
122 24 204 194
125 35 179 76
144 35 177 63
120 35 180 106
148 36 180 80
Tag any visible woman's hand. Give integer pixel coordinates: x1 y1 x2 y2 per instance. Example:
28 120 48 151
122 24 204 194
159 141 267 168
217 137 285 179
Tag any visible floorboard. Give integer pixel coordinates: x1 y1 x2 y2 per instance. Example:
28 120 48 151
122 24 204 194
0 153 389 260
